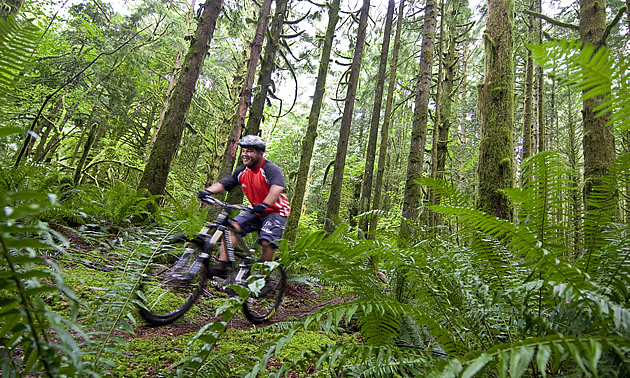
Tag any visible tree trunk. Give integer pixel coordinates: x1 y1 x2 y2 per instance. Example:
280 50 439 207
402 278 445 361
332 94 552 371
579 0 615 211
218 0 273 182
358 0 394 233
566 89 581 258
369 0 405 234
402 0 438 221
521 3 534 177
226 0 288 206
436 4 458 183
537 0 546 154
536 66 545 153
428 0 445 229
138 0 223 196
324 0 370 233
476 0 515 221
73 122 98 186
146 0 197 157
245 0 288 136
370 0 405 231
0 0 24 18
32 98 63 162
286 0 341 241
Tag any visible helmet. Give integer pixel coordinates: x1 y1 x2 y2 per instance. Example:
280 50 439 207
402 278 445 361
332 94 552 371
238 135 266 152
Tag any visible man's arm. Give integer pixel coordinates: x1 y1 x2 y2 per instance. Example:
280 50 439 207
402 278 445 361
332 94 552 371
205 182 226 194
262 184 285 206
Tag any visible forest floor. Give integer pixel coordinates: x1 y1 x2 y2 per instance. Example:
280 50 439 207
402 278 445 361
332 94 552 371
54 225 355 377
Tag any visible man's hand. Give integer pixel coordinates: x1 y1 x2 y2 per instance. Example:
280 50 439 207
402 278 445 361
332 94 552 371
253 203 270 216
198 190 213 199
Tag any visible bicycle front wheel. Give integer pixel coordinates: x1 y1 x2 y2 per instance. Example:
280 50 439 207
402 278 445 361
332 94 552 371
242 265 286 324
137 242 208 326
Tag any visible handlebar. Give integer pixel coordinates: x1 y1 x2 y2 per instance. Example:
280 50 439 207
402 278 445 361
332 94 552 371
197 190 252 212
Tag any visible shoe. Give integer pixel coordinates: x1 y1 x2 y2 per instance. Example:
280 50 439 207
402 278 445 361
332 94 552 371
207 261 230 279
255 276 276 298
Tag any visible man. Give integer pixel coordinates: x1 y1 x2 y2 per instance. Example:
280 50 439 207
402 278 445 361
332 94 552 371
203 135 290 278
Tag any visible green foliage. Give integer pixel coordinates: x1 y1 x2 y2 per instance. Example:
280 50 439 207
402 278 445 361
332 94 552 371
528 38 630 133
0 189 94 376
0 15 40 100
58 180 159 226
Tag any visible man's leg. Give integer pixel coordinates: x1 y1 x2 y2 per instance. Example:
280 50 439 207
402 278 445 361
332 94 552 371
260 240 274 262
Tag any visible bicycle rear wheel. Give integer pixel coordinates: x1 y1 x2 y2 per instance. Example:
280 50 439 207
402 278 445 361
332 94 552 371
137 242 208 326
242 265 286 324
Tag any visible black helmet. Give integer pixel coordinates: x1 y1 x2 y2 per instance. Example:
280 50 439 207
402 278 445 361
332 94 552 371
238 135 266 151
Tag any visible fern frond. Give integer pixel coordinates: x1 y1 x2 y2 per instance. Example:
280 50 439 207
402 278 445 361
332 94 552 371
529 39 630 133
425 335 630 377
0 15 40 100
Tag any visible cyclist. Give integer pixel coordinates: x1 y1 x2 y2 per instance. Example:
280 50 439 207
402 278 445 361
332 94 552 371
202 135 290 285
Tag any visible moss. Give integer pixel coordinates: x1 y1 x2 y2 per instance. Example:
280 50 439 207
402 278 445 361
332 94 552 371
107 335 202 377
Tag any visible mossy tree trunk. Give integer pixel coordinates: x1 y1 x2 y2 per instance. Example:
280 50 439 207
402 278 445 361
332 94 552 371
147 0 197 159
566 89 582 257
245 0 288 137
0 0 23 18
476 0 515 221
536 0 545 153
218 0 273 181
324 0 370 233
369 0 405 235
436 3 459 184
358 0 395 234
521 2 534 180
579 0 615 212
286 0 341 241
226 0 288 206
402 0 437 221
138 0 223 196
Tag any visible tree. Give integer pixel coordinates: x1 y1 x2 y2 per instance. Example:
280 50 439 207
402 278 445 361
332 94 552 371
0 0 23 18
286 0 341 240
579 0 616 211
521 1 535 177
324 0 370 233
476 0 515 220
402 0 438 221
358 0 395 234
245 0 288 136
138 0 223 196
369 0 405 235
217 0 273 181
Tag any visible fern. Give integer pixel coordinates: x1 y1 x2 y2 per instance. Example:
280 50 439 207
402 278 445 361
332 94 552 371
0 15 40 101
0 190 98 377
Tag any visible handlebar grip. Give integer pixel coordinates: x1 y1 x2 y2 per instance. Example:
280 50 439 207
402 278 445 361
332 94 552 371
198 190 213 199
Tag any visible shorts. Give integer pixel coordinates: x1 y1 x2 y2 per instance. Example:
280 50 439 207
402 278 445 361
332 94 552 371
232 210 286 248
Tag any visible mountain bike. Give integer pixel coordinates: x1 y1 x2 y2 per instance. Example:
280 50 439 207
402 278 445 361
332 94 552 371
137 193 286 326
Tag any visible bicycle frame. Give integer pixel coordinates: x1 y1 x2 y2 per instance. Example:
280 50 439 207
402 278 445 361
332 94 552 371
196 201 258 287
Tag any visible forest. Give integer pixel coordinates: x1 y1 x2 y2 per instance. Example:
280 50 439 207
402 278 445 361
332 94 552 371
1 0 630 375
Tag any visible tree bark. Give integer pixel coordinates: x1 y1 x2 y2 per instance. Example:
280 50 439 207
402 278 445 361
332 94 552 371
147 0 197 157
521 3 534 176
358 0 395 233
402 0 438 221
138 0 223 196
436 4 458 183
286 0 341 241
369 0 405 234
218 0 273 181
324 0 370 233
73 122 98 186
476 0 515 221
579 0 615 211
245 0 288 136
0 0 23 18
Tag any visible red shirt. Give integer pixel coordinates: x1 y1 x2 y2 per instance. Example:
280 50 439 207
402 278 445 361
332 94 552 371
219 159 291 217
